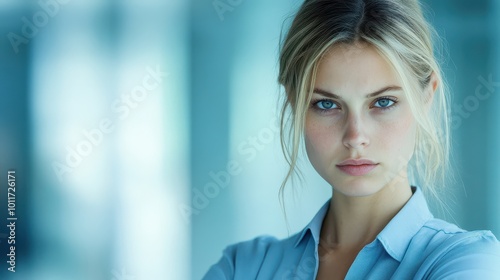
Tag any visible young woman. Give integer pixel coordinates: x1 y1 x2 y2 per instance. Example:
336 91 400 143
203 0 500 279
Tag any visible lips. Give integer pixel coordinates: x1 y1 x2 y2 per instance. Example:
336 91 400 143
336 158 378 176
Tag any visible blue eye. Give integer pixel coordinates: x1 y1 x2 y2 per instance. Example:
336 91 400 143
373 97 397 110
315 100 338 110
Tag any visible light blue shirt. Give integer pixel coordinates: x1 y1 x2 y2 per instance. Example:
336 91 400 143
202 186 500 279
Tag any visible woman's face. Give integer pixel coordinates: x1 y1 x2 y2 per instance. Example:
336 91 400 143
304 43 417 197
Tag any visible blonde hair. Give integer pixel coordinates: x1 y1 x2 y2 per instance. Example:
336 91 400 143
277 0 457 218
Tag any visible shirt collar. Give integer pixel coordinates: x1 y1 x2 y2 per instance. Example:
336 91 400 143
376 186 433 261
293 186 434 261
293 198 330 248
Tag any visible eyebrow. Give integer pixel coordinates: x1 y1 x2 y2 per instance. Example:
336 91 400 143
312 86 402 99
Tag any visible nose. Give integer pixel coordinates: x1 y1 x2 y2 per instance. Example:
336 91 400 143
342 112 370 149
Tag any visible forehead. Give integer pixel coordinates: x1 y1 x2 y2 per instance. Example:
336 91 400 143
314 42 401 97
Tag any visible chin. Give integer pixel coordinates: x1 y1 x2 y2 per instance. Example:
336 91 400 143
330 177 385 197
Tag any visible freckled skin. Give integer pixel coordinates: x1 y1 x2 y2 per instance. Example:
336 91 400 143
304 42 417 197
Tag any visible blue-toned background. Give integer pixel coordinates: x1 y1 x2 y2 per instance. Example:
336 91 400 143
0 0 498 279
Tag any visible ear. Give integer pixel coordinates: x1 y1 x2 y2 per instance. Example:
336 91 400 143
424 72 439 110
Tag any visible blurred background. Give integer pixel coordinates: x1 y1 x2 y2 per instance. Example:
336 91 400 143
0 0 498 279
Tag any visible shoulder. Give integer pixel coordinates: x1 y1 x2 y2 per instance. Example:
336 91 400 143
224 233 301 263
202 234 299 280
417 219 500 279
223 235 283 259
420 218 499 250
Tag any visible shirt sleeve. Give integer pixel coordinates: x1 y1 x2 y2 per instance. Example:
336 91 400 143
201 245 236 280
426 232 500 280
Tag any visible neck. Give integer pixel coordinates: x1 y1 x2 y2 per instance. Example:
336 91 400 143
320 180 413 250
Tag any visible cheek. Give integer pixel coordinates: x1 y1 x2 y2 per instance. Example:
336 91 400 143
305 108 417 163
306 116 330 146
304 114 342 162
378 112 417 159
